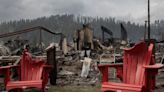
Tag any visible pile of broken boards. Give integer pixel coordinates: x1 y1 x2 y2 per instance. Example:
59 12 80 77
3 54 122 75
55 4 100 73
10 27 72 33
56 50 119 86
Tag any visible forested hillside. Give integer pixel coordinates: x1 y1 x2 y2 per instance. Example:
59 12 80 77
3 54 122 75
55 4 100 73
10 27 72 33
0 14 163 43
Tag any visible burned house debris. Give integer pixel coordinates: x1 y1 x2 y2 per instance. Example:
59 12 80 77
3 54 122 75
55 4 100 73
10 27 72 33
101 25 113 46
74 24 93 51
1 0 164 91
0 22 164 92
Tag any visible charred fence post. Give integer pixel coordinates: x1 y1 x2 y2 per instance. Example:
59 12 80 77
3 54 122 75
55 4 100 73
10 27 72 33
47 46 57 85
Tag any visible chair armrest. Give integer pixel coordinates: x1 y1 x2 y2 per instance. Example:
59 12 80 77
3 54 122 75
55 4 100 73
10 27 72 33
43 65 52 76
42 65 52 85
144 64 164 78
0 65 19 70
43 65 53 73
144 64 164 69
98 63 123 82
43 65 53 69
0 65 19 86
0 65 19 75
144 64 164 91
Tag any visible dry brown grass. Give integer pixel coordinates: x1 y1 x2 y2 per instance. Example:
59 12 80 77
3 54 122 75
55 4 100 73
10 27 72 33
48 85 100 92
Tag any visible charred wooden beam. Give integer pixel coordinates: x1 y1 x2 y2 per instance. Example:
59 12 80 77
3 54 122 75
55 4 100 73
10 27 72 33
101 26 113 42
0 26 62 38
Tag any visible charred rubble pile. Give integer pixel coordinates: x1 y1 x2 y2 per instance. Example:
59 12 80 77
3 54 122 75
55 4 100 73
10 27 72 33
53 46 123 86
55 50 100 86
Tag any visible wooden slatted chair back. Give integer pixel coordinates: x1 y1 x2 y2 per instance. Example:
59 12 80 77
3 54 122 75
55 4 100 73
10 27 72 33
20 50 45 81
123 42 153 85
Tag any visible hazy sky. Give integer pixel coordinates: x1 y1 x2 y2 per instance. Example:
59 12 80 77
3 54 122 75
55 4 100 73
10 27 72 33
0 0 163 24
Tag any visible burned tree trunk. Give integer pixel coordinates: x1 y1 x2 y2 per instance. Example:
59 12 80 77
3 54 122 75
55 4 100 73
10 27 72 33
46 46 57 85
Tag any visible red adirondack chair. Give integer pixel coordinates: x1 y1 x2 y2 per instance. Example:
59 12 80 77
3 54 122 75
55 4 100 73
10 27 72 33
0 49 52 92
98 41 164 92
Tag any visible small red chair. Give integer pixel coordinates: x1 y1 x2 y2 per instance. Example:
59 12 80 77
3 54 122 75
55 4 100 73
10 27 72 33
98 41 164 92
0 50 51 92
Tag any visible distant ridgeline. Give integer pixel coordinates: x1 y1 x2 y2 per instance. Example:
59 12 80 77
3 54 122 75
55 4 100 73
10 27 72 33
0 14 163 43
